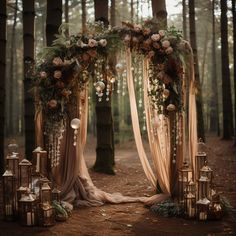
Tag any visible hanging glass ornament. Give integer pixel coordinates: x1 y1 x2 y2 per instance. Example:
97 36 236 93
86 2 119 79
70 118 81 146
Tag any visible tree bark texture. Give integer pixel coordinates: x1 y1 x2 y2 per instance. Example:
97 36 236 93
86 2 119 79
82 0 86 33
151 0 167 29
0 0 7 174
46 0 62 46
182 0 187 40
93 0 115 174
110 0 116 27
209 0 220 135
189 0 205 141
64 0 69 36
220 0 234 139
23 0 35 159
232 0 236 145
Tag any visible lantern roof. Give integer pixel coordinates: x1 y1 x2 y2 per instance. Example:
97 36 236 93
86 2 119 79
2 169 13 177
6 153 19 160
19 193 36 202
186 192 195 199
196 152 207 157
33 146 47 153
188 179 195 185
17 186 28 191
198 175 210 182
19 158 32 166
200 164 213 172
52 187 61 194
41 183 51 191
196 197 210 205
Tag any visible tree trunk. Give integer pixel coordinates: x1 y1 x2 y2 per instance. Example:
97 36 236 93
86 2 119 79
189 0 205 141
182 0 187 40
93 0 115 174
151 0 167 29
130 0 134 23
82 0 86 33
64 0 69 36
110 0 116 27
232 0 236 145
23 0 35 159
209 0 220 135
46 0 62 46
8 0 18 135
200 30 208 87
0 0 6 174
220 0 234 139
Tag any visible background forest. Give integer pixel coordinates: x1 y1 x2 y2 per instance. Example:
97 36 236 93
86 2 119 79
0 0 235 175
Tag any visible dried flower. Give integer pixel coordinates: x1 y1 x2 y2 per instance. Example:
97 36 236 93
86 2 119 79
165 46 173 54
61 89 72 98
52 57 63 66
153 42 161 49
87 49 97 58
148 51 155 58
132 37 139 43
159 30 165 37
151 34 160 42
163 89 170 98
134 24 142 32
82 53 90 61
143 28 151 36
54 70 62 79
48 99 57 108
99 39 107 47
40 71 47 79
88 39 98 47
162 40 171 48
167 103 176 111
124 34 131 42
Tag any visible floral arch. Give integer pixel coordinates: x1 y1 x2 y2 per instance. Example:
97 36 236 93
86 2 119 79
35 21 197 206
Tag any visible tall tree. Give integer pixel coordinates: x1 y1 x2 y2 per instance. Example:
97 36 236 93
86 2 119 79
232 0 236 145
23 0 35 159
220 0 234 139
110 0 116 27
189 0 205 141
209 0 220 135
93 0 115 174
182 0 187 39
0 0 7 174
46 0 62 46
64 0 69 36
8 0 18 135
82 0 86 33
151 0 167 29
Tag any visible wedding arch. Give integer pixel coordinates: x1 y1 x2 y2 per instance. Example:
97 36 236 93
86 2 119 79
34 21 197 206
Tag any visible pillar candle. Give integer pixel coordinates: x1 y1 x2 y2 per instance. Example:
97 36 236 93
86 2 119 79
27 212 35 226
36 153 40 172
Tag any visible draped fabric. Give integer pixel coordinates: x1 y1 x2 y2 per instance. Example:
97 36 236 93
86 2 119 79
35 43 197 207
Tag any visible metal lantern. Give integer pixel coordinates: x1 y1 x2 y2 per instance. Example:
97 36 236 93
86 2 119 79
18 192 37 226
2 169 16 220
196 198 210 220
19 159 32 188
195 152 207 180
6 153 19 183
16 186 28 211
197 138 206 154
198 175 210 200
184 179 196 218
32 147 48 176
52 186 61 203
199 163 213 187
7 142 19 154
178 162 193 205
31 171 42 197
38 182 55 226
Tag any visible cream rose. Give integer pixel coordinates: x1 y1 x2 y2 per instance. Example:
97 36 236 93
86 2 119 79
151 34 160 41
88 39 98 47
40 71 47 79
99 39 107 47
162 40 171 48
52 57 63 66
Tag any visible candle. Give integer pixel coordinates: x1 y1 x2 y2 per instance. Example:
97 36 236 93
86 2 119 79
36 153 40 172
5 204 12 215
188 207 195 218
199 212 207 220
27 212 35 226
44 208 52 218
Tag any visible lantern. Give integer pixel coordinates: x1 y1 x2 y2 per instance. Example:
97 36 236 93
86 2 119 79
199 163 213 187
178 162 193 205
52 186 61 203
197 138 206 154
18 191 37 226
6 153 19 181
195 152 207 180
184 179 196 218
32 147 48 176
196 198 210 220
2 169 16 220
31 171 42 197
7 142 19 154
38 182 55 226
19 159 32 188
198 175 210 200
16 186 28 211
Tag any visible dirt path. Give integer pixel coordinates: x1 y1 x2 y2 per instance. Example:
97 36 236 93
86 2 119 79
1 136 236 235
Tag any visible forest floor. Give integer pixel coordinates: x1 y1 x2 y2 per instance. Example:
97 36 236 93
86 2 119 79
0 135 236 236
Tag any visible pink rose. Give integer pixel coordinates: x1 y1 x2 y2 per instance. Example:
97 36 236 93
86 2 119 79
40 71 47 79
159 30 165 37
54 70 62 79
162 40 171 48
153 42 161 49
88 39 98 47
48 99 57 108
134 24 142 32
165 46 173 54
52 57 63 66
143 28 151 36
151 34 160 41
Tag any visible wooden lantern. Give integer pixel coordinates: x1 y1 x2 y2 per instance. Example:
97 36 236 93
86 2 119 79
16 186 28 212
196 198 210 221
18 192 37 226
6 153 19 186
32 147 48 176
199 163 213 187
2 169 16 221
195 152 207 180
39 182 51 204
18 159 32 188
52 186 61 203
198 175 211 200
178 162 193 205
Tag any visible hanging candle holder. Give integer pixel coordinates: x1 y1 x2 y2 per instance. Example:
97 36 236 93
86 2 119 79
70 118 81 146
18 159 32 188
18 191 37 226
2 169 17 221
32 147 48 176
178 162 193 205
196 198 210 221
94 81 105 102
